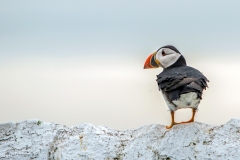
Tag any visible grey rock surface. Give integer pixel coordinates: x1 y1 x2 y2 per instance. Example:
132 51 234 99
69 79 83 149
1 119 240 160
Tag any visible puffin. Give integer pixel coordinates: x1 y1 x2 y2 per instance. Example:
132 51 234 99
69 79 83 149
144 45 209 129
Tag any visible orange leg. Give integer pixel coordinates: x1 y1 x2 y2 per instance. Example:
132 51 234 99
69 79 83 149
166 111 180 129
181 108 197 123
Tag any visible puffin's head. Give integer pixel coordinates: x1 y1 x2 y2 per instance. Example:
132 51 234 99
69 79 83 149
144 45 184 69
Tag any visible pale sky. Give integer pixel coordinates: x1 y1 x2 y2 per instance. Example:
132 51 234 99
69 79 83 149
1 1 240 130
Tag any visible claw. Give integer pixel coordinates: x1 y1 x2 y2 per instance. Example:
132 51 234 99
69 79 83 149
166 125 172 129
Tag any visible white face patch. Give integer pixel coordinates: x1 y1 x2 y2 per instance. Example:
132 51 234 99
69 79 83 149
155 48 181 68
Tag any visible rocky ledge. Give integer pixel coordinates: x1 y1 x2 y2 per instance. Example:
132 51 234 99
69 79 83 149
0 119 240 160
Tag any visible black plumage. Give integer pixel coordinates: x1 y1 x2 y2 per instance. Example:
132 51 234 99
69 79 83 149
156 55 209 103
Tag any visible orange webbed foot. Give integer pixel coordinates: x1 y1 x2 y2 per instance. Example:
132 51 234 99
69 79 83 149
180 119 194 124
166 122 181 129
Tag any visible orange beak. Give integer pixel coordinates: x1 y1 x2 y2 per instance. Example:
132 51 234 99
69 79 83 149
143 52 161 69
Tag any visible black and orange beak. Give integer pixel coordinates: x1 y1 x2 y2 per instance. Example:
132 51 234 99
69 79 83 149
143 52 161 69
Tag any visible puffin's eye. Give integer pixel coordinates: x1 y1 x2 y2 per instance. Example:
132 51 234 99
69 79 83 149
162 50 166 56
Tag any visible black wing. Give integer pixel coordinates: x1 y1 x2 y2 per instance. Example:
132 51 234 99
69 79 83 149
156 66 209 101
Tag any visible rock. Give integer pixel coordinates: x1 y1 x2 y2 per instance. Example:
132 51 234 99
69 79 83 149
1 119 240 160
0 119 66 160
